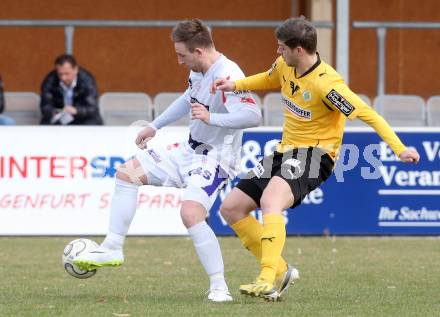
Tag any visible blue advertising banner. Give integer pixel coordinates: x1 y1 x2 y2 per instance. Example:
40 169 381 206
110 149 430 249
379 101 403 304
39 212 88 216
209 128 440 235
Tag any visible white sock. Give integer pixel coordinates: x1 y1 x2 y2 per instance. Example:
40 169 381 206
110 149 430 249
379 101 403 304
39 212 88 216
101 232 125 250
101 178 139 250
188 221 228 290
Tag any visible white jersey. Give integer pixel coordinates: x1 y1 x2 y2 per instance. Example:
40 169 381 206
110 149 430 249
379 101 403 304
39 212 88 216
151 54 262 177
142 54 261 210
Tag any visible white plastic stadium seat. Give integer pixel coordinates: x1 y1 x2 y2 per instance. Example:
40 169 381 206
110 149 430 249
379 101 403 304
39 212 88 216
3 92 41 125
99 92 153 126
357 94 372 107
153 92 189 126
374 94 426 127
263 92 283 126
427 96 440 127
345 93 372 127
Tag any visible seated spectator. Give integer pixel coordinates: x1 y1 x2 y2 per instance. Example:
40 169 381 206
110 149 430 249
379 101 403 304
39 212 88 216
40 54 103 125
0 74 16 125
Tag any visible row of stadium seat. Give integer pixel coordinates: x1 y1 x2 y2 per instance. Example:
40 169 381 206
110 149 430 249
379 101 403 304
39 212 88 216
3 92 440 127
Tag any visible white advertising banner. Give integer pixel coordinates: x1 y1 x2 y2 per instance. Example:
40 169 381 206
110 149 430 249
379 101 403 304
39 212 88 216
0 126 190 235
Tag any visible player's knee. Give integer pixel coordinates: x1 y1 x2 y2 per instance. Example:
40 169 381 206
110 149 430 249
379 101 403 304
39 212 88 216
180 202 207 229
115 160 147 185
180 210 202 228
260 192 291 213
115 167 133 183
260 195 278 212
219 200 235 223
220 197 250 225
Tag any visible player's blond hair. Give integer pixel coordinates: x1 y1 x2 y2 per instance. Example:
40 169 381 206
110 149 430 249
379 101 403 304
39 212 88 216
275 16 317 54
171 19 214 52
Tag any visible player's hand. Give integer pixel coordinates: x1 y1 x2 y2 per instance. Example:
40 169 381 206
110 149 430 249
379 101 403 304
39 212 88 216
191 103 210 123
63 105 77 115
399 149 420 163
135 126 156 149
211 78 236 94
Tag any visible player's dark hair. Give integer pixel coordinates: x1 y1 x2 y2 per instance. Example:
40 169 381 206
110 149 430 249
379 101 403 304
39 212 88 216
275 16 317 54
171 19 214 52
54 54 78 67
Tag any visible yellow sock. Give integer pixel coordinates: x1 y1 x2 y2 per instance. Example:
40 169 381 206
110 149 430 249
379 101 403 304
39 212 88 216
259 214 286 283
231 215 287 277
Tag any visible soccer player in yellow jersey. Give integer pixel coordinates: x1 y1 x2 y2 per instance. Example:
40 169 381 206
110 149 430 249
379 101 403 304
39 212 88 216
212 16 420 301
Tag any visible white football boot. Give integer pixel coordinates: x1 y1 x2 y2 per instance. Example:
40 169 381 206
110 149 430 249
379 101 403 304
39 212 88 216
206 288 233 302
275 264 300 297
73 246 124 271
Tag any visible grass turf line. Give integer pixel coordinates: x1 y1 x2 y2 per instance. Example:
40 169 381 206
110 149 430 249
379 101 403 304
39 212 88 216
0 236 439 317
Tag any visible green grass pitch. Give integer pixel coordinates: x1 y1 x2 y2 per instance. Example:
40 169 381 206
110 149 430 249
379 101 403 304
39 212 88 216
0 236 439 316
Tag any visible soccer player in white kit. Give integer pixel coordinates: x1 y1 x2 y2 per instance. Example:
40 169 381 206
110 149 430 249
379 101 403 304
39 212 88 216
74 19 262 302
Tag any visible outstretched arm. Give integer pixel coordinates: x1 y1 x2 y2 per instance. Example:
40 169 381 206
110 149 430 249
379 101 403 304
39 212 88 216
135 125 156 150
356 110 420 163
211 78 236 93
150 94 190 130
399 148 420 163
191 99 262 129
321 79 420 164
213 72 280 94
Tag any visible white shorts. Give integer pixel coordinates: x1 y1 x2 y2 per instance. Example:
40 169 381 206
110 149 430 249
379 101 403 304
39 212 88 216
135 141 229 211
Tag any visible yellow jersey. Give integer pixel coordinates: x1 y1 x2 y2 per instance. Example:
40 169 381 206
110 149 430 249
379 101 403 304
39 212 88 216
235 55 407 160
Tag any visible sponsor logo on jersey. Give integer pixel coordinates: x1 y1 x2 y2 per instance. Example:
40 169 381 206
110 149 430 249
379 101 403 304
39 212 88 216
282 95 311 120
326 89 354 116
290 81 300 96
147 149 162 163
240 97 256 104
303 90 311 102
233 89 251 95
166 143 180 151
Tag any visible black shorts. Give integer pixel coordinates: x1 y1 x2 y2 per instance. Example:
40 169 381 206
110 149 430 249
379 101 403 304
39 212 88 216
236 147 334 209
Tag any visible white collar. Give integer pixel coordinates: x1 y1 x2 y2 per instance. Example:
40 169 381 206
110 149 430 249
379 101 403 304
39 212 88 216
60 76 78 90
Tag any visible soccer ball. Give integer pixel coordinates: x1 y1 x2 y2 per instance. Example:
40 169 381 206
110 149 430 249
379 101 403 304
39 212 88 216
62 238 98 279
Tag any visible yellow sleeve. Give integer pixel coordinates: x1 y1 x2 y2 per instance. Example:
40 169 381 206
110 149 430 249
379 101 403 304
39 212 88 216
319 77 407 156
355 107 407 156
235 57 282 91
319 76 367 120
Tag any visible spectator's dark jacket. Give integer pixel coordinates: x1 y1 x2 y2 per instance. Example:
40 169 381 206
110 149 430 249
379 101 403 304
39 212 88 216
0 74 4 114
40 68 103 125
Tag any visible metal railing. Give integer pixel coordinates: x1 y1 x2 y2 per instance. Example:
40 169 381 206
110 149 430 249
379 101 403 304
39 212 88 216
352 21 440 97
0 19 333 55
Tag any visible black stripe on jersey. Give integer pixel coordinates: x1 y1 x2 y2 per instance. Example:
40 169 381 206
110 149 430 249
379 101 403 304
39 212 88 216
321 99 334 111
296 53 322 79
326 89 355 116
190 97 209 110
